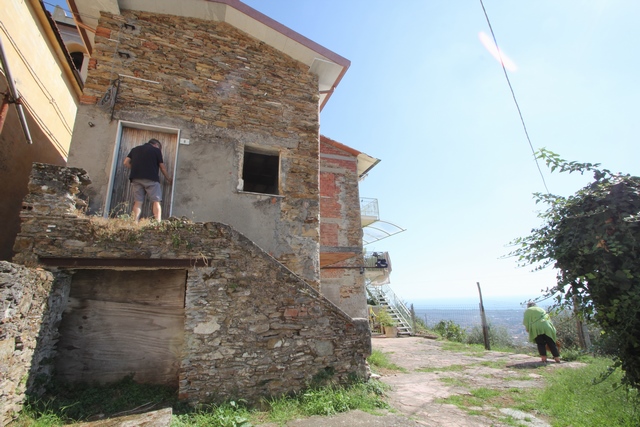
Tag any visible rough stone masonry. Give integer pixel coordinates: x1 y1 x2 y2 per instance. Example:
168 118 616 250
8 163 370 410
0 261 71 426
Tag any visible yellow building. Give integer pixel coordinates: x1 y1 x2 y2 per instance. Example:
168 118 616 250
0 0 82 259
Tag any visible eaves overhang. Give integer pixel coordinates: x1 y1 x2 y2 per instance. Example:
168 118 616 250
69 0 350 110
320 135 381 180
28 0 83 96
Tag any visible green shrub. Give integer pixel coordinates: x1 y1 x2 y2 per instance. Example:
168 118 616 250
433 320 466 343
376 309 396 327
466 323 514 349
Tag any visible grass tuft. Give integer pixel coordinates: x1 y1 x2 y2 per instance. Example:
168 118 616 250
367 349 407 373
525 358 639 427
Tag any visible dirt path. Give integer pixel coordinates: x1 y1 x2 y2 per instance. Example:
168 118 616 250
265 336 583 427
371 336 582 426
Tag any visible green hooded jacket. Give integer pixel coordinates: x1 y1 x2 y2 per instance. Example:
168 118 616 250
523 306 557 342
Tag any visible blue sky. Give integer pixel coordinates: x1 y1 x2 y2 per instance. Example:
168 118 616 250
47 1 640 303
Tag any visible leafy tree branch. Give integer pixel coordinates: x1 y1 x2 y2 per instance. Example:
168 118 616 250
509 149 640 388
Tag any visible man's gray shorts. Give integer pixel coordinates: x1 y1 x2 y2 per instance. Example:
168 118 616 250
131 179 162 203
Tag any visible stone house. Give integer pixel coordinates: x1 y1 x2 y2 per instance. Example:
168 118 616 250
66 0 352 289
3 0 379 413
0 0 82 260
320 135 380 319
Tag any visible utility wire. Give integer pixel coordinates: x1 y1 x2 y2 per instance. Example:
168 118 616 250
479 0 550 194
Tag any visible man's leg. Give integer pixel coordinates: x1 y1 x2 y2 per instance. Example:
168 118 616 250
132 201 143 222
130 180 146 223
152 201 162 222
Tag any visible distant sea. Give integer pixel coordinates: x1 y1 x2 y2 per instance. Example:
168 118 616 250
408 295 547 309
407 296 549 345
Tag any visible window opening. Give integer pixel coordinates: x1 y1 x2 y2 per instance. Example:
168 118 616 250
70 51 84 72
242 150 279 195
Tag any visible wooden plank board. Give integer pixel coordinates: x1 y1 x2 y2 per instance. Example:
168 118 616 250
56 269 185 386
56 299 184 386
69 270 186 307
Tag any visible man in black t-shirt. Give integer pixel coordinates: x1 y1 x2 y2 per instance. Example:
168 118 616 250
123 138 173 222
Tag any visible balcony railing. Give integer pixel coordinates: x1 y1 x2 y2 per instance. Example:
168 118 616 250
360 197 379 227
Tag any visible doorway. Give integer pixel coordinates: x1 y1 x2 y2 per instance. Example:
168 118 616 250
55 269 186 386
109 127 177 219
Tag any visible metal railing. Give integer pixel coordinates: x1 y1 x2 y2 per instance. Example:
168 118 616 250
367 283 413 335
360 197 379 219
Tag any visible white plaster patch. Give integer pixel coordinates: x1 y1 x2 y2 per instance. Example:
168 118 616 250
194 318 221 334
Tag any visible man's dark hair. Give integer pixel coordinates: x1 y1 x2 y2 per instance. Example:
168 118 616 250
148 138 162 149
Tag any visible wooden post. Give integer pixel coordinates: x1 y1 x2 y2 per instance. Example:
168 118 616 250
572 292 591 350
410 303 416 336
477 282 491 350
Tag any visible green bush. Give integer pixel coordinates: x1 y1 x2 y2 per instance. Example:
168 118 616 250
466 323 514 349
433 320 466 343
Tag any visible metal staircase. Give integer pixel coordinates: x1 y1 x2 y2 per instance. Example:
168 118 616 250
367 284 413 336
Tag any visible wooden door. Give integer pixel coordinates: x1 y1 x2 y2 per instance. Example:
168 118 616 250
56 270 186 386
109 128 177 219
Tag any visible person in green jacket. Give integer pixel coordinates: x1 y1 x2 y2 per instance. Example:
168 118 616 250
523 302 561 363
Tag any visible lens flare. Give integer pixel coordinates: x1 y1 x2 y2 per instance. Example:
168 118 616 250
479 31 517 72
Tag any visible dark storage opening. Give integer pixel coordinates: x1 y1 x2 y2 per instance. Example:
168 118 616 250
242 150 279 195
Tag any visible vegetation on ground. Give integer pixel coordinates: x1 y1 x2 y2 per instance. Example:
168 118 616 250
367 349 407 373
436 355 639 426
509 149 640 388
415 364 466 373
13 373 389 427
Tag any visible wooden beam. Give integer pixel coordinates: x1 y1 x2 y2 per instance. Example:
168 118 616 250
38 257 210 268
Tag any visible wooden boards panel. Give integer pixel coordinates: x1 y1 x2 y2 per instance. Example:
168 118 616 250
109 127 177 219
69 270 186 307
56 270 185 386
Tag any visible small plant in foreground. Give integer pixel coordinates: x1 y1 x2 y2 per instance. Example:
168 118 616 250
172 400 252 427
261 380 389 425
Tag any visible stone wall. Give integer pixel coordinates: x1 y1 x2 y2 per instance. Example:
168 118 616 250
68 9 321 288
0 262 70 426
13 163 370 404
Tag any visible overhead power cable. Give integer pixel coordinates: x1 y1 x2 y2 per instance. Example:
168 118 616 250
479 0 550 194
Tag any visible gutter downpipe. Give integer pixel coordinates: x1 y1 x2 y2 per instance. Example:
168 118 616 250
0 36 33 144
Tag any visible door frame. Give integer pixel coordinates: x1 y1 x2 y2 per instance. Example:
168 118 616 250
104 121 181 218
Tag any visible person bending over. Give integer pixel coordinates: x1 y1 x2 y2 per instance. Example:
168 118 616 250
123 138 172 222
523 302 561 363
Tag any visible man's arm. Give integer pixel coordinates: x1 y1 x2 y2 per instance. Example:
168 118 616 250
159 163 173 184
123 156 132 169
